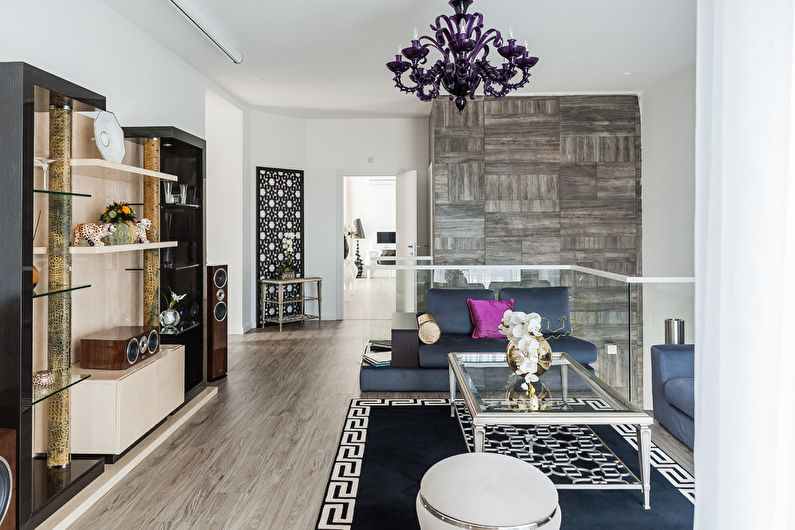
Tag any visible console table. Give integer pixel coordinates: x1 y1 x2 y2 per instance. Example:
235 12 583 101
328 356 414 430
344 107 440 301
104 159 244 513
260 277 322 332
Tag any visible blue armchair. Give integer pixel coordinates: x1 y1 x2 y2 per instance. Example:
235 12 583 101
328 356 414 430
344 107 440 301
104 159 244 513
651 344 694 449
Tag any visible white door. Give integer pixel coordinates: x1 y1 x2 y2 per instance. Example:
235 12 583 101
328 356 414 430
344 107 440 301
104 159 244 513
396 170 418 312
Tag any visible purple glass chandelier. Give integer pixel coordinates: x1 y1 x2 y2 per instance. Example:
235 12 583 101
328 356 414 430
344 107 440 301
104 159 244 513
386 0 539 113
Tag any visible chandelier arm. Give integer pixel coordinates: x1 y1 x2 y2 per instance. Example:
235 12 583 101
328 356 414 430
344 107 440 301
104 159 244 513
393 71 421 94
503 68 533 90
435 15 458 36
418 35 448 56
470 28 501 59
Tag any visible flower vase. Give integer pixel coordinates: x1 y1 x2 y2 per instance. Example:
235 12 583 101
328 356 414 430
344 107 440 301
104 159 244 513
281 270 296 281
103 222 133 246
160 309 180 329
506 337 553 378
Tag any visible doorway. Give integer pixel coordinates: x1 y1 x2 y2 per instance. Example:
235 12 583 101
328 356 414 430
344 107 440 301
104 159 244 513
342 175 397 321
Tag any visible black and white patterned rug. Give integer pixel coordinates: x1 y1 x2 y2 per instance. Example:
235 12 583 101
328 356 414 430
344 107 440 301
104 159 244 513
317 399 695 529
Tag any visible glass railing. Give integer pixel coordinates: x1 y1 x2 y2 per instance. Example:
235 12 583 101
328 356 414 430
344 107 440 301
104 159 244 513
362 261 694 407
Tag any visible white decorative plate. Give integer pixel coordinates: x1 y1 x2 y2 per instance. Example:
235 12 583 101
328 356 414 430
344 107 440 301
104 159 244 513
94 111 125 163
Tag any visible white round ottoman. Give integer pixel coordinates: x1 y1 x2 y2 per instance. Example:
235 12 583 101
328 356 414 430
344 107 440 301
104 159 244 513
416 453 561 530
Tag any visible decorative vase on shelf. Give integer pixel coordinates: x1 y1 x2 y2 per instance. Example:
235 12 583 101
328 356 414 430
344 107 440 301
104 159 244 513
103 222 133 246
281 270 296 281
159 309 180 329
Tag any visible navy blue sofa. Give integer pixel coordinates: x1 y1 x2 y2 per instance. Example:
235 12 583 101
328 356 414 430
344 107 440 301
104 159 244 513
651 344 694 449
360 287 598 391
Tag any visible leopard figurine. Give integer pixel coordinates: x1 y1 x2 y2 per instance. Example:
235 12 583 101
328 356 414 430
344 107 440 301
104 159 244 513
72 222 117 247
135 218 152 244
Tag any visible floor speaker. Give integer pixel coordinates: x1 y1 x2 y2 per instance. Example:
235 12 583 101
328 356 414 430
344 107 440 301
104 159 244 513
0 429 15 530
207 264 228 381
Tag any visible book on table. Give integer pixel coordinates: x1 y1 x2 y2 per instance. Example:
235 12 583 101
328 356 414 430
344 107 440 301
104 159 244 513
363 349 391 367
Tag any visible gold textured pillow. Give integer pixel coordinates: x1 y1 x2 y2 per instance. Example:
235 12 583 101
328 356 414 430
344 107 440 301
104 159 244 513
418 314 441 344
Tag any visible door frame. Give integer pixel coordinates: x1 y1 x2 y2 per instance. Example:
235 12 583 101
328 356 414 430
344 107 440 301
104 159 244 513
335 169 407 320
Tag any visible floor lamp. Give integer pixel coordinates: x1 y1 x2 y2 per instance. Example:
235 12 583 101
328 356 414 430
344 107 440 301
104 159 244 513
353 218 365 278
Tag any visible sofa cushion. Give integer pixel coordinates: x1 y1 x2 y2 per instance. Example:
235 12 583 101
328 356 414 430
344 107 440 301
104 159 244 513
663 377 695 419
418 335 507 368
425 288 495 335
544 334 598 365
498 287 572 334
467 298 513 339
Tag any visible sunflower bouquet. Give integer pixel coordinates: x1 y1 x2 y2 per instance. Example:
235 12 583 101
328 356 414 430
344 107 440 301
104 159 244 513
100 202 136 224
99 202 137 245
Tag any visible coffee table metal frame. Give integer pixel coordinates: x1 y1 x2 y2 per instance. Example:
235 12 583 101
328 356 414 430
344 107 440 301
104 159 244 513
448 351 653 509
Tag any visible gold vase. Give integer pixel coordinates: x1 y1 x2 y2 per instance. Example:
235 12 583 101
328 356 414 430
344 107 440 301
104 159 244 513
506 336 553 378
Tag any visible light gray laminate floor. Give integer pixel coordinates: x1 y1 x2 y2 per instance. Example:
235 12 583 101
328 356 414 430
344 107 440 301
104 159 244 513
71 317 693 529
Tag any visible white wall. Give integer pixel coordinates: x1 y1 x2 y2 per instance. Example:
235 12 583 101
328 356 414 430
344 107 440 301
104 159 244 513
640 64 697 407
1 0 251 334
246 111 307 329
305 118 429 320
206 89 245 333
0 0 219 137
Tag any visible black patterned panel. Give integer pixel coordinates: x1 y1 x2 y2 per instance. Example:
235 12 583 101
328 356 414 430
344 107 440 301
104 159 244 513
256 167 304 326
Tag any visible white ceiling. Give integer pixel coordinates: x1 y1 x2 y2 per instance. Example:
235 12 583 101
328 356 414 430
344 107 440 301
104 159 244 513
104 0 696 118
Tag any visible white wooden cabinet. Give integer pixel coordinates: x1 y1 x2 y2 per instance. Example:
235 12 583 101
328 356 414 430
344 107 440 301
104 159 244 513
35 345 185 456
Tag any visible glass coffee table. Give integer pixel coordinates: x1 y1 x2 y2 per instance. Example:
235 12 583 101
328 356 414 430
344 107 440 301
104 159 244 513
448 352 653 509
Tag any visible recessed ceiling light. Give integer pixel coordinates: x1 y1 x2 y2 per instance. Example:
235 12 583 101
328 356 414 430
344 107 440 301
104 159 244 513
252 77 261 81
623 71 633 75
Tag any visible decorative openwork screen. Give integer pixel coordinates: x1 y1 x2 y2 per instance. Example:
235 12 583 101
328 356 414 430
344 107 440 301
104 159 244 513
256 167 305 326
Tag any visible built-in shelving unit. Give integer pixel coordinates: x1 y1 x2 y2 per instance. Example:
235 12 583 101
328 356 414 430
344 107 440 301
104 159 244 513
70 158 178 182
160 321 201 336
33 284 91 299
1 61 108 530
34 241 178 255
125 125 207 399
34 188 91 198
32 374 91 405
163 262 201 271
163 202 201 209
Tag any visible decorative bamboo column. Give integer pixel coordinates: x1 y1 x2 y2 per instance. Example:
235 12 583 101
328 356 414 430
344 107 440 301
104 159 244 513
47 94 72 469
143 138 161 327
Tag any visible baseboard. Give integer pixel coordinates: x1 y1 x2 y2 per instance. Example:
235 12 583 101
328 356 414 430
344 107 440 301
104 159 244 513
36 386 219 530
229 326 246 335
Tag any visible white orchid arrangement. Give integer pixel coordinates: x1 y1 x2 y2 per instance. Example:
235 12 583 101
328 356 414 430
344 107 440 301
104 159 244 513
499 310 544 391
163 289 187 311
278 232 297 273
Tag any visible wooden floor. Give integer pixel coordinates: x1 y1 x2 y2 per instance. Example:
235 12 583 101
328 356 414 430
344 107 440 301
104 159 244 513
70 318 693 529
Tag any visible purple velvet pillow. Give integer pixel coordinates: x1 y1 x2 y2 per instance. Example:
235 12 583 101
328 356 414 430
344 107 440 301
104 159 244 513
467 298 514 339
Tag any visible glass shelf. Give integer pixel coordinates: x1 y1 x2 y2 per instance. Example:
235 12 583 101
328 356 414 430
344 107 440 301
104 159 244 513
32 373 91 405
160 321 200 336
163 203 201 209
163 262 200 271
33 284 91 298
33 189 92 198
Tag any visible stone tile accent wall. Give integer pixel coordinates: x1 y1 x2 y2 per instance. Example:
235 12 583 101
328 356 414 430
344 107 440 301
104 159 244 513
431 96 642 272
430 95 643 403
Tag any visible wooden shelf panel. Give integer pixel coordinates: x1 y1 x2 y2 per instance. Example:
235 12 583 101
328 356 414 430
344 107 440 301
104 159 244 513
262 297 319 304
34 241 178 255
71 158 178 182
263 314 319 324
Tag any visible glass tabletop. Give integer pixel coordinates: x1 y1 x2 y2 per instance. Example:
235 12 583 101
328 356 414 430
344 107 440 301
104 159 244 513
450 352 642 415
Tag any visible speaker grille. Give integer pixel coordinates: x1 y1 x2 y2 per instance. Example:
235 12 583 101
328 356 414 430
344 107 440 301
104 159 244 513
0 456 11 526
214 302 228 322
213 268 227 289
126 338 140 365
147 329 159 353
